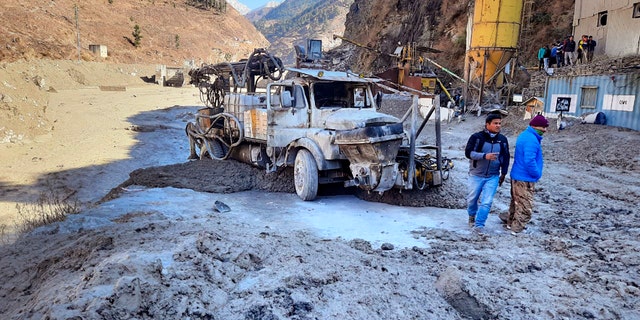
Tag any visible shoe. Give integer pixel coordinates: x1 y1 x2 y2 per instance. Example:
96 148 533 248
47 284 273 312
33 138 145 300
468 215 475 227
510 231 518 236
472 226 485 234
498 212 508 223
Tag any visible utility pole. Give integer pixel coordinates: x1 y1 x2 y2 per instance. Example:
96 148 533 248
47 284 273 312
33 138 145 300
75 5 81 62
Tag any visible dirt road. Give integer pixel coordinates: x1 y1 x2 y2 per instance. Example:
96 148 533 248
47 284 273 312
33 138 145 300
0 81 201 232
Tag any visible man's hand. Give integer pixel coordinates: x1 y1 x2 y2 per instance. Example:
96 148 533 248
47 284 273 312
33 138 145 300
499 174 506 186
485 153 499 161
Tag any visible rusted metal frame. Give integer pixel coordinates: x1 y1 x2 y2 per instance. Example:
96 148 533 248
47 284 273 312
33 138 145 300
405 95 418 190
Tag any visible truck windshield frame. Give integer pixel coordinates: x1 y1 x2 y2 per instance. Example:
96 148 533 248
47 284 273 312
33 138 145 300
312 81 372 109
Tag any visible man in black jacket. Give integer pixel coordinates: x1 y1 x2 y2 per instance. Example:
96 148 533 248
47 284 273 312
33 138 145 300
464 112 510 232
563 35 576 66
586 35 597 63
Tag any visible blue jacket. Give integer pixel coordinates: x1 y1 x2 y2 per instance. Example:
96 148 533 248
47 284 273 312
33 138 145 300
510 126 544 182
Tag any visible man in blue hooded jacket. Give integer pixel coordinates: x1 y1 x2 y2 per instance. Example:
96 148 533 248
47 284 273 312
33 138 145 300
464 112 510 232
506 114 549 233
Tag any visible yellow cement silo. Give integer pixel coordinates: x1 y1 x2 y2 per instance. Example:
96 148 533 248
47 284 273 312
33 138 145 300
467 0 523 84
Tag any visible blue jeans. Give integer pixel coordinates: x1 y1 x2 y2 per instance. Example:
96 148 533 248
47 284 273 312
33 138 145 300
467 174 500 228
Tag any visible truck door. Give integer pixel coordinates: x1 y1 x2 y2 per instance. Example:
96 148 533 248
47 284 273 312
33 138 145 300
266 83 309 147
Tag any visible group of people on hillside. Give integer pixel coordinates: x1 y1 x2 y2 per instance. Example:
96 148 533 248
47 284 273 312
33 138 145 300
464 112 549 235
538 35 597 70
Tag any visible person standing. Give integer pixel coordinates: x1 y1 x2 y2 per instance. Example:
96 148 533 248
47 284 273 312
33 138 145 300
556 42 564 67
537 46 546 71
586 35 597 62
577 35 587 64
543 45 551 70
506 114 549 234
563 36 576 66
465 113 510 232
550 44 558 67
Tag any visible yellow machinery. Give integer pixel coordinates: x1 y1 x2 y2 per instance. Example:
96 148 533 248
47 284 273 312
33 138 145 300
467 0 523 85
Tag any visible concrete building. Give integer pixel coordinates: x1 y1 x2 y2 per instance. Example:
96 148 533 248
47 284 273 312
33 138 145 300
89 45 108 58
572 1 640 57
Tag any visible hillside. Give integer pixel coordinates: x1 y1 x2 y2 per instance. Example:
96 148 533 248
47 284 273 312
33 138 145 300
253 0 353 65
0 0 269 143
336 0 575 79
0 0 268 65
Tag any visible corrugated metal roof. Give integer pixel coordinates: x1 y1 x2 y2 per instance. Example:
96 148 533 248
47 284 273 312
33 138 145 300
521 96 544 105
544 73 640 131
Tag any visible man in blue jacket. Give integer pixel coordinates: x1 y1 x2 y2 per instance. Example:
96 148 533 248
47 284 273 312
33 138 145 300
464 112 510 232
506 114 549 234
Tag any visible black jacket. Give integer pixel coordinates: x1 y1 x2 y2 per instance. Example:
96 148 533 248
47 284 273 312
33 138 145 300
465 130 510 177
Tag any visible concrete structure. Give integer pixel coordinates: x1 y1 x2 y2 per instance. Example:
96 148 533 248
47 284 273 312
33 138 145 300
155 65 186 87
467 0 524 84
88 44 108 58
573 1 640 57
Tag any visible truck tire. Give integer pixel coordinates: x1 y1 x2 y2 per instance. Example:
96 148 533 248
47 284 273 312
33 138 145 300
294 149 318 201
202 139 226 160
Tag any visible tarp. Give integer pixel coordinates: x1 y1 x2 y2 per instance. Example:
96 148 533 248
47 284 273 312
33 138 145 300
583 112 607 125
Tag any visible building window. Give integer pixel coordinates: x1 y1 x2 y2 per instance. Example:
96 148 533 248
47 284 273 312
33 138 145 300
581 86 598 109
598 11 608 26
633 3 640 18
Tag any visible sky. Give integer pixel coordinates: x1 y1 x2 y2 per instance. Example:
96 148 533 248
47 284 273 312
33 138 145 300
241 0 278 10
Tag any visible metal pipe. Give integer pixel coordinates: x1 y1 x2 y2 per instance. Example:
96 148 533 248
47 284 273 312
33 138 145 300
406 95 418 190
423 56 467 83
479 50 488 108
435 100 442 172
416 103 435 138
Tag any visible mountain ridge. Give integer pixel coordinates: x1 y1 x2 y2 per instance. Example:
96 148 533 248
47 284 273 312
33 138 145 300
0 0 269 65
252 0 353 65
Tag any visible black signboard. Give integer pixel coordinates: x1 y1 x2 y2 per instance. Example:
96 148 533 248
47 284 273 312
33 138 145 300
555 97 571 112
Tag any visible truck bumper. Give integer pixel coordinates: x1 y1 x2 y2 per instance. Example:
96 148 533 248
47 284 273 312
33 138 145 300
334 123 404 192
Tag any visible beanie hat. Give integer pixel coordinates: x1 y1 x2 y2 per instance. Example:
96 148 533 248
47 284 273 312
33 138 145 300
529 115 549 127
486 113 502 123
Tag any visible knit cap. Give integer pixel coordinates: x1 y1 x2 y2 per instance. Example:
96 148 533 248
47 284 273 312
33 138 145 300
529 115 549 127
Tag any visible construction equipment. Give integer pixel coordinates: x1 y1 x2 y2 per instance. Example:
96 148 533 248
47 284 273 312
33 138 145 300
185 47 453 201
464 0 525 109
188 48 285 94
331 34 458 103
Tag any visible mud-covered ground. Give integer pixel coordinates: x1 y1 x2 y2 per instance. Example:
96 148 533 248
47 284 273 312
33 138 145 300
1 89 640 319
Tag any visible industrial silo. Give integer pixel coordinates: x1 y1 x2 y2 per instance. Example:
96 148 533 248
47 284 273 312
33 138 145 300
466 0 524 85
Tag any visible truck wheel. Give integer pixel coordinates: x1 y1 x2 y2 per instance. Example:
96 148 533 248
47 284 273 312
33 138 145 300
210 139 227 159
294 149 318 201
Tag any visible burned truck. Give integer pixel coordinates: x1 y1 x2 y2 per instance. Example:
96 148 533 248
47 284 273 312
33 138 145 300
185 49 452 200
